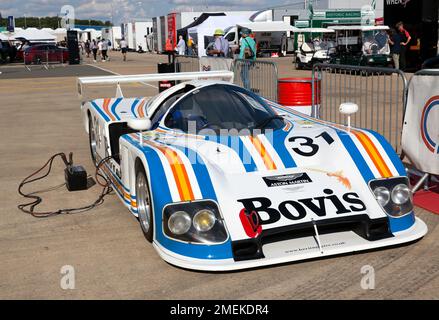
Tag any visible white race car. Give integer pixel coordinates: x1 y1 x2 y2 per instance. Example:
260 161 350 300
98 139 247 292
78 71 427 271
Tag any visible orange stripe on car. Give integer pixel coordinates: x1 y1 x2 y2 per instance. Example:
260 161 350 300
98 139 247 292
102 98 115 121
143 140 195 202
137 99 146 118
351 130 392 178
249 136 277 170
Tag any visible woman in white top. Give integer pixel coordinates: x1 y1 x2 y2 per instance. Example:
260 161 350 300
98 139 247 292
176 35 186 56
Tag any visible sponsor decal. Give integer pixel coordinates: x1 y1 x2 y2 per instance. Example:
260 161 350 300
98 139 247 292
237 189 366 226
263 173 312 187
385 0 411 8
306 168 352 189
284 241 346 254
420 96 439 154
239 208 262 238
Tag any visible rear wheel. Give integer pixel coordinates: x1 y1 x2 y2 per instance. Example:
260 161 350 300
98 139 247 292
88 116 98 166
136 167 154 242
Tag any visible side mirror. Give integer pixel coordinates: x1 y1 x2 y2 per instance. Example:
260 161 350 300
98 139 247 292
127 118 152 145
339 102 359 115
339 102 358 131
127 118 152 131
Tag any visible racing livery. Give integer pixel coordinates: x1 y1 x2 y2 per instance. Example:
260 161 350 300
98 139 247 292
79 71 427 271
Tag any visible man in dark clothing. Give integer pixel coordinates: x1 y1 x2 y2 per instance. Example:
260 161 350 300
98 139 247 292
396 22 411 71
389 29 402 69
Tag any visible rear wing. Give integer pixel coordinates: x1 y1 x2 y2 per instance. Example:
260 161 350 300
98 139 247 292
77 70 234 98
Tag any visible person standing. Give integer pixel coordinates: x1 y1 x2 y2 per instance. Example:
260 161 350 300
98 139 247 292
208 29 229 57
388 29 402 69
239 28 256 90
101 39 109 61
97 40 103 61
120 38 128 61
396 21 411 71
165 37 174 63
91 40 98 62
176 35 186 56
85 40 91 58
187 36 194 56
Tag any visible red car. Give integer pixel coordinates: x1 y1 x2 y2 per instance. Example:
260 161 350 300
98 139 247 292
24 44 69 65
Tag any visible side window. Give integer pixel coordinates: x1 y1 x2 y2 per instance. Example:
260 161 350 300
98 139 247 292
150 86 195 129
225 32 235 42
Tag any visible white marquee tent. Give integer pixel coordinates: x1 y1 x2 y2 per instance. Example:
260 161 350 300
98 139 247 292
13 28 56 42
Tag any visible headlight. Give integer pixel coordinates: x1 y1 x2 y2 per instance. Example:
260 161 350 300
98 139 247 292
163 200 228 244
391 184 412 205
193 209 216 232
168 211 191 235
368 58 374 63
374 187 390 206
369 177 413 217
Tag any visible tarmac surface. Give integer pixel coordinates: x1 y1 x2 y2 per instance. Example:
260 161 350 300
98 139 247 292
0 52 438 299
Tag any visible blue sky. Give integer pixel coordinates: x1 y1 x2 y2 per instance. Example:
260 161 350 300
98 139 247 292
0 0 305 24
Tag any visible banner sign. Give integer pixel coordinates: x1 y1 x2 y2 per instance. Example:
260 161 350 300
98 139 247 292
402 74 439 175
325 11 361 19
7 16 14 32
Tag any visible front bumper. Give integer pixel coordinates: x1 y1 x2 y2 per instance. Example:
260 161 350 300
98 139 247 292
153 217 427 271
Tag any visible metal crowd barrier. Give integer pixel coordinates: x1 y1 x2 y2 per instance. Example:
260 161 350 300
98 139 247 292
232 59 278 102
174 55 201 73
24 49 67 71
174 57 279 102
312 63 408 154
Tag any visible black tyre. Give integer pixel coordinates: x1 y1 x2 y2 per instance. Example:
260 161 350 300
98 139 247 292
88 116 98 166
136 166 154 242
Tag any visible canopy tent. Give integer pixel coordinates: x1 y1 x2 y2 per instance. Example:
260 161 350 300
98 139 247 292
13 28 56 42
177 12 226 40
41 28 56 34
189 15 249 57
237 21 299 33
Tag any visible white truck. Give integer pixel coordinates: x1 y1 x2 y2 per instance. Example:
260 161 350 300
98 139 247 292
224 21 298 57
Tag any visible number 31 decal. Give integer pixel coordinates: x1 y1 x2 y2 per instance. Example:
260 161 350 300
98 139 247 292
288 131 334 157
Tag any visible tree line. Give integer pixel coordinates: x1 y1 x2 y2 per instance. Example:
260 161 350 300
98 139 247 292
0 16 112 29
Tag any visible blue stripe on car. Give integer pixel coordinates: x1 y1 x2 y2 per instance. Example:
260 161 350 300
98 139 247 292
205 135 258 172
111 98 123 121
91 101 110 122
266 127 297 168
130 98 140 117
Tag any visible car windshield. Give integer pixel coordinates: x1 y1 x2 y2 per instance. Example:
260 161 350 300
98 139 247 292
164 84 284 134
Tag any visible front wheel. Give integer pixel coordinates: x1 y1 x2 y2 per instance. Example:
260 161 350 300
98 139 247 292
136 167 154 242
88 116 98 166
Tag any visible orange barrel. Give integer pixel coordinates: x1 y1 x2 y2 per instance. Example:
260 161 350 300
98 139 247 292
278 78 321 115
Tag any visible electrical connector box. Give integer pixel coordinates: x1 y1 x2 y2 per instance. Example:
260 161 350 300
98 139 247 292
65 165 88 191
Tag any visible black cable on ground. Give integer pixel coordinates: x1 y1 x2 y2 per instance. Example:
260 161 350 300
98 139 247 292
18 153 115 218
